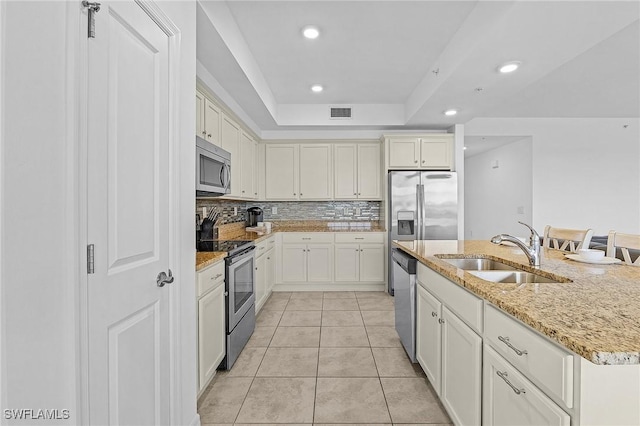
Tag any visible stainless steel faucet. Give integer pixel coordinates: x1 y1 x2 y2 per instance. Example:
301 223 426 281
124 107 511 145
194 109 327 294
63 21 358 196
490 221 541 267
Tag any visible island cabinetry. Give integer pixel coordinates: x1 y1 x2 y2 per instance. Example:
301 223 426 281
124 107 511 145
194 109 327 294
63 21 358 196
334 143 381 200
416 263 482 426
281 233 333 283
196 260 226 394
385 134 453 170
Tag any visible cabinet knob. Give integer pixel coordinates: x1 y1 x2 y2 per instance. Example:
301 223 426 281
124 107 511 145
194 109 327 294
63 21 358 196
355 249 359 252
242 190 245 193
207 134 211 138
431 311 437 317
293 193 296 196
358 193 361 195
267 257 270 260
438 318 445 324
353 193 357 195
201 131 206 135
414 160 418 163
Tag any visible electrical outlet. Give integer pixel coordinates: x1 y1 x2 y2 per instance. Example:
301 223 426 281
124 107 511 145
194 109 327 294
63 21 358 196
271 206 277 215
233 207 238 215
344 208 350 216
355 207 361 216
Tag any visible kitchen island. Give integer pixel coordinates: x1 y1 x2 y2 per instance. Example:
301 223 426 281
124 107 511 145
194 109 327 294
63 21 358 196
393 239 640 426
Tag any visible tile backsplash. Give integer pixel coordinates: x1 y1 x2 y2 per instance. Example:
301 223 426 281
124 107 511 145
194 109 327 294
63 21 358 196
196 199 381 225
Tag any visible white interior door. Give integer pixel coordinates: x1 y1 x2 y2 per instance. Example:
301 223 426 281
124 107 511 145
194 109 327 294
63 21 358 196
87 2 173 424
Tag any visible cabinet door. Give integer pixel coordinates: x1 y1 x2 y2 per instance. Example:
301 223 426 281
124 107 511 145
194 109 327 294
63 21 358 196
416 285 442 393
299 144 332 200
483 345 570 426
388 137 420 168
265 248 276 293
334 244 360 282
265 144 299 200
196 91 206 139
359 244 384 282
281 244 307 282
441 306 482 426
420 135 452 170
204 98 221 146
221 114 241 198
357 144 381 199
334 144 357 199
306 243 333 282
255 254 268 312
198 284 225 392
240 132 256 199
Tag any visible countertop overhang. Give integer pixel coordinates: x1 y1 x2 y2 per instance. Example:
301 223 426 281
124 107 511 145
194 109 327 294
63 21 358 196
393 240 640 366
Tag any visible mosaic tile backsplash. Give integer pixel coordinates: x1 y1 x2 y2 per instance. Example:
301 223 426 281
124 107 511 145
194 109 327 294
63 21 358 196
196 199 381 226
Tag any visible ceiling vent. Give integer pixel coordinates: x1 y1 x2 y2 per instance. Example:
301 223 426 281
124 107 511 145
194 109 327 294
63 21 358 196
330 107 352 119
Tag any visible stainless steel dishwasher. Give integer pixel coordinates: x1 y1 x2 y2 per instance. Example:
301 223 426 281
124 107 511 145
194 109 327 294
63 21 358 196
392 248 417 363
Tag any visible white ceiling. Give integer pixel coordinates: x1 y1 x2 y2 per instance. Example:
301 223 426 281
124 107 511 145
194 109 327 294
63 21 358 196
196 1 640 135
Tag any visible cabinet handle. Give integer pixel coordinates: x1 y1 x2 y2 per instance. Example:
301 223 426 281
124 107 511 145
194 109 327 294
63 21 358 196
355 237 364 240
210 273 223 281
438 318 445 324
431 311 437 317
302 238 311 240
496 371 526 395
498 336 528 356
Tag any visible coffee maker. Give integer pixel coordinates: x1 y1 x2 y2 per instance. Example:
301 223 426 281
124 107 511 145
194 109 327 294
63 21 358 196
246 207 263 227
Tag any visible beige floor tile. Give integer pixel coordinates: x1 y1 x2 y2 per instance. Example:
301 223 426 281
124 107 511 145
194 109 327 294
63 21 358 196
381 378 452 424
289 291 324 299
357 296 395 311
245 326 276 347
198 376 253 423
256 309 284 327
226 346 267 377
314 424 391 426
393 424 452 426
256 347 319 377
317 347 378 377
200 424 233 426
323 291 356 299
262 297 289 311
366 326 403 347
236 377 316 423
372 347 422 377
321 310 363 327
235 424 311 426
355 291 392 299
279 310 322 327
361 310 395 326
314 378 391 423
320 326 370 347
286 298 323 311
322 298 360 311
269 291 292 299
270 326 321 347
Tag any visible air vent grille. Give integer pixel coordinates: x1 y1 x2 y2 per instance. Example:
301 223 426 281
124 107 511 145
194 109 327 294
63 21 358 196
330 107 352 119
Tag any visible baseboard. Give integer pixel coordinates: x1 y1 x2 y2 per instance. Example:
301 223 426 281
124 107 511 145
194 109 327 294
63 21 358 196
188 413 201 426
273 283 386 292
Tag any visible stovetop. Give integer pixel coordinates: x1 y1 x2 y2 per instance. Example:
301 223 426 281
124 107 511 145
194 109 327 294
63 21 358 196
197 239 254 256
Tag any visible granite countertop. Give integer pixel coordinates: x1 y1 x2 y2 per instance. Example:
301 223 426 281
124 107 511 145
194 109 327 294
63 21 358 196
196 252 227 271
393 240 640 366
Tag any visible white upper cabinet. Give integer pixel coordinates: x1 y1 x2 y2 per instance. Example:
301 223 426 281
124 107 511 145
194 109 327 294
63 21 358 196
240 131 257 199
265 144 299 200
221 114 241 198
196 91 205 139
196 90 221 146
299 144 333 200
334 143 381 200
387 134 453 170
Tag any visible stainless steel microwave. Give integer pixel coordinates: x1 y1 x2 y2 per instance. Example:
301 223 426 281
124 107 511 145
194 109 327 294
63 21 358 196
196 136 231 197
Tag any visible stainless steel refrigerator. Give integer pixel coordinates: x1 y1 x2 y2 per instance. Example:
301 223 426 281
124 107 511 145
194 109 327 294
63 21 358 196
388 171 458 294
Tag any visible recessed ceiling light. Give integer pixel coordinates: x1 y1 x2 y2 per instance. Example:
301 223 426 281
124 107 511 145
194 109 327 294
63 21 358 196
311 84 323 93
444 109 458 116
463 146 468 150
302 26 320 39
499 61 521 73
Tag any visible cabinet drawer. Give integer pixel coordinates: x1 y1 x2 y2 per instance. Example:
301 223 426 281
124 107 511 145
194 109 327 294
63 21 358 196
334 233 384 243
418 264 483 333
281 233 334 243
197 261 225 297
256 239 269 257
483 345 570 426
485 304 574 409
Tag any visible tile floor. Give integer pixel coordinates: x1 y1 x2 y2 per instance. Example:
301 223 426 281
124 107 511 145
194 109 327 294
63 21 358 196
198 291 452 426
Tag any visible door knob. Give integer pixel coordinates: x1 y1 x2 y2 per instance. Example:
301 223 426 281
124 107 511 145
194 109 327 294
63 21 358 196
156 269 174 287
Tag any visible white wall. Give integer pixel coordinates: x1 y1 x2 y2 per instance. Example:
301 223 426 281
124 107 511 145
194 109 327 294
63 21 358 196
465 137 533 239
465 118 640 236
0 2 197 424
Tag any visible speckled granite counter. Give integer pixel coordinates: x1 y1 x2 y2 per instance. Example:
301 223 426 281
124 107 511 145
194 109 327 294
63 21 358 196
196 252 226 271
393 240 640 366
220 220 385 241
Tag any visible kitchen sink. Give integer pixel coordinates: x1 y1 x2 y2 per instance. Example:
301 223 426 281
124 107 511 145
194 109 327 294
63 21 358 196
468 270 560 284
441 257 518 271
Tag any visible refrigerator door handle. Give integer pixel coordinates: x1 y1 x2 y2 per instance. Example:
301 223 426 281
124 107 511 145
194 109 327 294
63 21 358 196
416 184 423 240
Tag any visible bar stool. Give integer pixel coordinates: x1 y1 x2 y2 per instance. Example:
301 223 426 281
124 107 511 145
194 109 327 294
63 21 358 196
606 231 640 265
542 225 593 252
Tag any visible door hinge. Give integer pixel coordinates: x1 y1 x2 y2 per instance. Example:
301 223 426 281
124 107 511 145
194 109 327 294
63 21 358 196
82 1 101 38
87 244 95 274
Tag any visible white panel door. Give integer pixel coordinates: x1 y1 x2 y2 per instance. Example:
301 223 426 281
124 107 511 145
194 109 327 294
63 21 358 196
299 144 332 199
87 2 174 424
281 244 307 282
198 284 225 392
441 306 482 426
196 91 206 139
334 244 360 281
416 285 442 394
359 244 384 282
334 144 357 199
221 114 241 198
388 137 420 168
265 144 298 200
204 98 221 146
357 144 381 199
306 244 333 282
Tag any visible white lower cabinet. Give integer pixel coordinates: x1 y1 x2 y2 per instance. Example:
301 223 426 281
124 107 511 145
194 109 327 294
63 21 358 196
197 261 226 394
416 284 442 390
483 345 570 426
281 243 333 283
255 236 276 313
255 252 268 312
334 243 384 282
